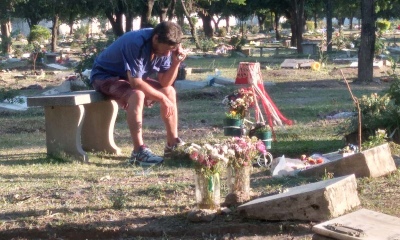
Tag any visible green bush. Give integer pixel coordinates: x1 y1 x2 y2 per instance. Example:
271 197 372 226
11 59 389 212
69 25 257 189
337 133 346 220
74 25 89 41
376 19 391 33
217 28 227 37
28 25 50 44
199 38 215 52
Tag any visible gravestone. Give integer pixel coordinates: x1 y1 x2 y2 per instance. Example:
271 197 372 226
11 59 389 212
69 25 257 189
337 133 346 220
237 174 360 221
312 208 400 240
299 143 396 178
302 42 318 55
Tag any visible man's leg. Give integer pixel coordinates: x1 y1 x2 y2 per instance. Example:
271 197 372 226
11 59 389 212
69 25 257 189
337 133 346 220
158 86 178 147
125 90 146 152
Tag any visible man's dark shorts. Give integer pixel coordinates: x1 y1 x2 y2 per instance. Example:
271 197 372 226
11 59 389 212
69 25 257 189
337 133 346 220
92 77 162 109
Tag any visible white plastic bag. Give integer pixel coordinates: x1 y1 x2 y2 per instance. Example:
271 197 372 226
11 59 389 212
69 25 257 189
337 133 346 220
272 155 300 177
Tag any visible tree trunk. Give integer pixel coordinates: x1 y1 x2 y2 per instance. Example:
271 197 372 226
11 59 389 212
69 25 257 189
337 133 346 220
357 0 376 83
274 12 281 40
105 11 124 37
350 16 354 30
225 16 230 34
51 14 59 53
257 14 266 32
125 14 134 32
290 0 304 54
314 12 318 29
290 20 296 47
180 0 200 49
159 7 168 22
140 0 155 28
1 20 11 54
198 11 213 38
326 0 333 51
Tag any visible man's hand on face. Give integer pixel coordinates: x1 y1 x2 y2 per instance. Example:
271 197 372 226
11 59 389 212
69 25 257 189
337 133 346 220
173 44 186 62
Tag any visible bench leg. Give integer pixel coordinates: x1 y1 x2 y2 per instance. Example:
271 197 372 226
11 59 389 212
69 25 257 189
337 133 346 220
81 100 121 155
44 105 88 162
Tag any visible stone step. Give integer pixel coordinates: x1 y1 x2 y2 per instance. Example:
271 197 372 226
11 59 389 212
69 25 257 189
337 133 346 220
237 174 360 221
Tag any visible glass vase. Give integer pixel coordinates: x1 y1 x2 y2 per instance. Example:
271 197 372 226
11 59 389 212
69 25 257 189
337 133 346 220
227 165 252 203
194 171 220 210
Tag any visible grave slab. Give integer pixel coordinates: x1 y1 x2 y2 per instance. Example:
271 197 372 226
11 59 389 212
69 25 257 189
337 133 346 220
281 59 315 69
312 208 400 240
237 174 360 221
299 143 396 178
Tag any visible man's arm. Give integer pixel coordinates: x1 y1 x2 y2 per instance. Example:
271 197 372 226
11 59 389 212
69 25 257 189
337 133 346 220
127 70 174 118
158 46 186 87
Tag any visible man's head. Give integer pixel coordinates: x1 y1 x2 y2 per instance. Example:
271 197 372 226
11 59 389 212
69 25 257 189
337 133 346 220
152 21 183 57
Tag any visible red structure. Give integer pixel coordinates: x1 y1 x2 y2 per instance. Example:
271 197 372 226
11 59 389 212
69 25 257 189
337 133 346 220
235 62 293 135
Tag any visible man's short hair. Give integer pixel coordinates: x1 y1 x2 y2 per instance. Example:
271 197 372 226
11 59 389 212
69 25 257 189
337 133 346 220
153 21 182 46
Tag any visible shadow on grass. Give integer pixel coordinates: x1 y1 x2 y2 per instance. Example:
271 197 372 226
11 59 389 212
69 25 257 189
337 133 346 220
0 206 314 239
0 153 70 165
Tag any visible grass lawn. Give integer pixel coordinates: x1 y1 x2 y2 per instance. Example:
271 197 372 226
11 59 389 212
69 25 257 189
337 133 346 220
1 50 400 239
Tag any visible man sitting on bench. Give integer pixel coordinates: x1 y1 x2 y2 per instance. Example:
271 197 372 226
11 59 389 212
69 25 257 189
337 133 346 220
90 21 186 166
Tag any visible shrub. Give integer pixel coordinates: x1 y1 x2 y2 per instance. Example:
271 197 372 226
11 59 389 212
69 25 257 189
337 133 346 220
199 38 215 52
74 25 89 41
376 19 391 34
28 25 50 44
217 28 227 37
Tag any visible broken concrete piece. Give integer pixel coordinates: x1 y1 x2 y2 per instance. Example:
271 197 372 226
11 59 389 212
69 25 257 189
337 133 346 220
312 208 400 240
299 143 396 178
237 174 360 221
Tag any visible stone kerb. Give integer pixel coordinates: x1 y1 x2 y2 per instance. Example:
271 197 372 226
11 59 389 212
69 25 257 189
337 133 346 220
237 174 360 221
299 143 396 179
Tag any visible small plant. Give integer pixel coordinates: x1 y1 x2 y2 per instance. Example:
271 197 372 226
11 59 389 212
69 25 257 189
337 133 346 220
109 189 127 209
0 87 25 104
225 110 242 119
322 169 334 181
362 129 387 150
254 123 271 134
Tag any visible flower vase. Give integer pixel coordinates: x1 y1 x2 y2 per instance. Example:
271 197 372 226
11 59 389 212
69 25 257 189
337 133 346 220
223 118 243 137
194 171 220 210
256 131 272 149
226 165 252 204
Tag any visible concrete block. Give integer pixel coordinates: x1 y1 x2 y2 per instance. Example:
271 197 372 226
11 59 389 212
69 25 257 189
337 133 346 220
299 143 396 178
238 174 360 221
312 208 400 240
280 59 299 69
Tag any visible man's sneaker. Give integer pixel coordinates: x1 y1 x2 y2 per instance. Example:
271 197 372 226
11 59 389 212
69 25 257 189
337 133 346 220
129 146 164 166
164 137 186 158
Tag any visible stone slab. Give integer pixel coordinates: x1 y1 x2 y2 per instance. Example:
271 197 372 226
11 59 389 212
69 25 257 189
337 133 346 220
280 59 299 69
299 143 396 178
312 208 400 240
27 90 107 107
349 61 383 69
281 59 315 69
237 174 360 221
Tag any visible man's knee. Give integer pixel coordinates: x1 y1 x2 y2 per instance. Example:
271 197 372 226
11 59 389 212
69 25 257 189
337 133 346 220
163 86 176 98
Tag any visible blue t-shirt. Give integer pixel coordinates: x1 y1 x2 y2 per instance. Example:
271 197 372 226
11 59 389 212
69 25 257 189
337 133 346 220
90 28 171 83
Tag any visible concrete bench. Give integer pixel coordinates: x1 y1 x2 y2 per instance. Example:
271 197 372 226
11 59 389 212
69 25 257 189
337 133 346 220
27 90 121 162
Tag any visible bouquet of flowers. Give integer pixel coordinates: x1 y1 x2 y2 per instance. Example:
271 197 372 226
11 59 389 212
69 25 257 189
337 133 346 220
225 136 267 168
222 87 256 119
185 143 229 209
185 143 229 176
